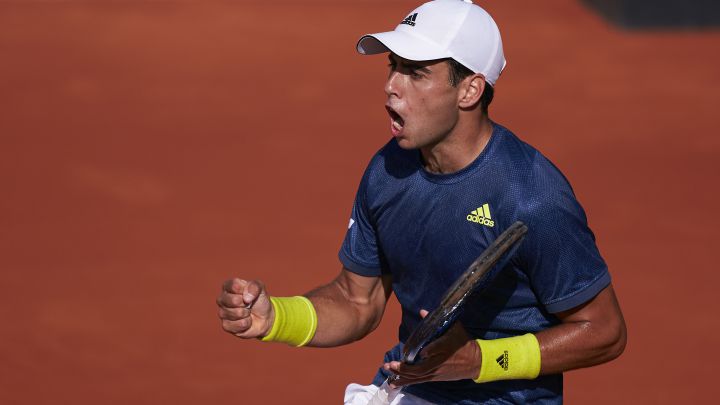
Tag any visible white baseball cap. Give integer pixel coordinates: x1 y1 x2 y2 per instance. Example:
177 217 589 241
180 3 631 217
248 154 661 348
356 0 506 85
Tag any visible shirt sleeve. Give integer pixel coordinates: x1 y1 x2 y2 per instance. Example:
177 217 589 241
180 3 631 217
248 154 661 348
338 169 384 277
518 178 611 314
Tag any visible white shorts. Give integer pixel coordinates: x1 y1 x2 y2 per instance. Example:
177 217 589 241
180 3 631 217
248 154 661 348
343 383 435 405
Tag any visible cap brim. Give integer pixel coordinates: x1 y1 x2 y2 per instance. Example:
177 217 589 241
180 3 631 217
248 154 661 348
356 31 449 62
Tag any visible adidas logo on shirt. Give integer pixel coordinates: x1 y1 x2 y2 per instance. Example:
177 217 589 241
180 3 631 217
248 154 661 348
400 13 418 26
466 203 495 227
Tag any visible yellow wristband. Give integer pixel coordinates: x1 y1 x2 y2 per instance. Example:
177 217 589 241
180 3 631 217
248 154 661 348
474 333 541 383
260 296 318 347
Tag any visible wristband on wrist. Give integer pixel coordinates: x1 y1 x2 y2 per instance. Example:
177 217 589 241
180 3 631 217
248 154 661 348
474 333 541 383
260 296 318 347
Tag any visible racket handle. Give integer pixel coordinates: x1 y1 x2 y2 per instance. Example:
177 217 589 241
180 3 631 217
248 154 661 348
366 378 401 405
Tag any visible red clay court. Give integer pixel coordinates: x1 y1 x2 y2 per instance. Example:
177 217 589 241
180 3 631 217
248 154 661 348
1 1 719 403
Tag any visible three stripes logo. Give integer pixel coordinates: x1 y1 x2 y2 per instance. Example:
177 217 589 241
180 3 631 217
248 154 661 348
496 350 509 371
466 203 495 227
401 13 418 26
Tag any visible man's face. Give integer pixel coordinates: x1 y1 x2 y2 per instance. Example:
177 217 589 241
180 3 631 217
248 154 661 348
384 53 461 150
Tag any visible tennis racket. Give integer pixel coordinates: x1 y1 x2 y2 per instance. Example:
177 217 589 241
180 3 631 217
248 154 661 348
367 221 528 404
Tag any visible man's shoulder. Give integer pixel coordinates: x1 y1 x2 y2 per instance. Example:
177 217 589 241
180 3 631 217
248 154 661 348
493 123 574 190
491 123 543 169
489 123 581 222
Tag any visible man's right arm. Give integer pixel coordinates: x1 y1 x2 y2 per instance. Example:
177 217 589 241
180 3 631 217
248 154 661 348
217 267 393 347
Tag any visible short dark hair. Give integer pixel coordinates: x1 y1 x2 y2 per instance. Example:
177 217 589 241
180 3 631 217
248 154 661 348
446 58 494 114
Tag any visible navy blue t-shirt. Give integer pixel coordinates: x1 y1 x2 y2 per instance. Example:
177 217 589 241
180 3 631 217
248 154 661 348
339 123 610 404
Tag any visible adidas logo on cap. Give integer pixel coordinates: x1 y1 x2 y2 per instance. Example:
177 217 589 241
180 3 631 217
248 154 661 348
400 13 418 26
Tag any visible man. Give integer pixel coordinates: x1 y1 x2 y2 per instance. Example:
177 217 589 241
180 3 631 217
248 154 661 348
217 1 626 403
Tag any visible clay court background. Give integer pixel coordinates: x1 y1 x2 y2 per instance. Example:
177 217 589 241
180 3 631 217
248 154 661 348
1 0 719 403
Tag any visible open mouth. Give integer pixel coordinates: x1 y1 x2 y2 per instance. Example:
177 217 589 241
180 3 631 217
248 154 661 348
386 105 404 136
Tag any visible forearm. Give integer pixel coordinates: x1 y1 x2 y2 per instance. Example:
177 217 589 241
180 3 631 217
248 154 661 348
535 286 627 375
385 286 626 386
534 319 624 374
303 271 391 347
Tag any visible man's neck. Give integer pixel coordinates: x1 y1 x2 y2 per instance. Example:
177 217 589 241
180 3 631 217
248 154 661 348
420 116 494 175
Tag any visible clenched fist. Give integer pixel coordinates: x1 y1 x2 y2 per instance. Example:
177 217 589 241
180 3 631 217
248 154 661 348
216 278 274 339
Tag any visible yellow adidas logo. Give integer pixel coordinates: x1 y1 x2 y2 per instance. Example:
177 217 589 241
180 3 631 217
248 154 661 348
466 203 495 227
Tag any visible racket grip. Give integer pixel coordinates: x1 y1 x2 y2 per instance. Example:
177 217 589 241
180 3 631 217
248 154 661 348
366 378 401 405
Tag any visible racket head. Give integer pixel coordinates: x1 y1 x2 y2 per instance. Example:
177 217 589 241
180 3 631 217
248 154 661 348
402 221 528 364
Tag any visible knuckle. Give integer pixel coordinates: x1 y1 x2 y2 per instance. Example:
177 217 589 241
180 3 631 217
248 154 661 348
221 320 235 333
249 279 265 293
226 308 245 321
233 278 247 292
224 278 244 294
219 293 236 307
222 319 246 333
225 319 249 333
219 290 228 301
237 317 251 329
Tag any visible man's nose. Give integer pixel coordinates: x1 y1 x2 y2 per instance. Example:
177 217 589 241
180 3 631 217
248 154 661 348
384 71 401 98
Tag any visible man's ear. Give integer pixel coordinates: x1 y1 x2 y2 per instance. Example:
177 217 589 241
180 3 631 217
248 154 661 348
458 74 486 109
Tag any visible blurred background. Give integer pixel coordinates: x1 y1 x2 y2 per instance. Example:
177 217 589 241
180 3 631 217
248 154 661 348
1 0 719 403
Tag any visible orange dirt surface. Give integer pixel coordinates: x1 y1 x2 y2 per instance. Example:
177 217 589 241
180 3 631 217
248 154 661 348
1 1 719 404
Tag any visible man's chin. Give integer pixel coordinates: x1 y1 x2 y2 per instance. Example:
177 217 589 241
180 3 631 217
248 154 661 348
395 137 417 150
394 136 419 150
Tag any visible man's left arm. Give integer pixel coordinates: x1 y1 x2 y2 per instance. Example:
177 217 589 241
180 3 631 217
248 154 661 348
385 283 626 385
536 283 626 374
